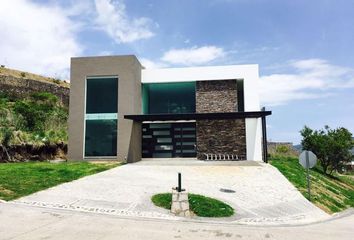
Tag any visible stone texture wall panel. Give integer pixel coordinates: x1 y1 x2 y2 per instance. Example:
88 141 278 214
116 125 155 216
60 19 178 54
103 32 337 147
195 80 246 160
0 75 69 106
196 80 237 113
196 119 246 159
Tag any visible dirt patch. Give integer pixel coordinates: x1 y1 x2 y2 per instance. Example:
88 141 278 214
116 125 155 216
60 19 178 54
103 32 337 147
0 143 67 162
0 185 14 197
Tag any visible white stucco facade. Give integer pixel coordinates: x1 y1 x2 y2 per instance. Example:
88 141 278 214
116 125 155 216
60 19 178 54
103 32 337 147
142 65 263 161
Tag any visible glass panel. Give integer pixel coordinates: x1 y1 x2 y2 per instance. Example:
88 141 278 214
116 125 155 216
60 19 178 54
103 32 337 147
183 149 196 153
85 120 117 156
182 134 195 138
85 113 117 120
153 152 172 158
182 142 195 146
142 82 195 114
157 138 172 143
150 123 171 129
86 78 118 114
155 145 173 150
142 84 149 114
182 127 195 131
143 135 152 138
153 131 170 136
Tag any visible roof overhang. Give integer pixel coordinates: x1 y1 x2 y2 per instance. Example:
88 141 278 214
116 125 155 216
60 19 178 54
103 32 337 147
124 111 271 122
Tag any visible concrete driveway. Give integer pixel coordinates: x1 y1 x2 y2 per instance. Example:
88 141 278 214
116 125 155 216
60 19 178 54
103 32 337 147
13 160 329 225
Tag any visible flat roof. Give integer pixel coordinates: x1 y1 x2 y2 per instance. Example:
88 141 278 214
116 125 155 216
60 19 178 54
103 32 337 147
124 111 271 122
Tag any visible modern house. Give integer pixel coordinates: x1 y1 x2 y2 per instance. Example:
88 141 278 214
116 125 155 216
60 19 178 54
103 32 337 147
68 55 271 163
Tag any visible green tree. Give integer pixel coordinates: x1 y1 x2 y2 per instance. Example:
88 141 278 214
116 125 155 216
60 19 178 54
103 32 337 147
300 126 354 175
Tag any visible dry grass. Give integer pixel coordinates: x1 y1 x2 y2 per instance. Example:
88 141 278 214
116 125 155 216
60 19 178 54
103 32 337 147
0 185 15 197
0 66 69 88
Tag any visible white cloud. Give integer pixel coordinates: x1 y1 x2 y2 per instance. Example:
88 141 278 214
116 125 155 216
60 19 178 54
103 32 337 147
139 58 167 69
161 46 225 65
94 0 155 43
0 0 82 79
260 59 354 106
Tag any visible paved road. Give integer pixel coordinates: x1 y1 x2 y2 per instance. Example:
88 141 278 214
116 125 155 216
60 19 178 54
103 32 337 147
13 160 328 225
0 203 353 240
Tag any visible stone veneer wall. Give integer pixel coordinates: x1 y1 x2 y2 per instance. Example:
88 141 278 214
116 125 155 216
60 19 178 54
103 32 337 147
195 80 246 160
0 75 69 106
196 80 238 113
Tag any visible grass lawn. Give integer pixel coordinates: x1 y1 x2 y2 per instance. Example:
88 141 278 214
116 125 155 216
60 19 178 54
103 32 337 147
270 156 354 213
151 193 234 217
0 161 119 201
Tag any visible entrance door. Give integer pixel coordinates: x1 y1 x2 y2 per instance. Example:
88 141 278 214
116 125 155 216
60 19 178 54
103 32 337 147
172 123 196 157
142 122 196 158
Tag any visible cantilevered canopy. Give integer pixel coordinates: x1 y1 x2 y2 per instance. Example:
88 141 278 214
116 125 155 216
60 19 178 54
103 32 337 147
124 110 272 163
124 111 271 122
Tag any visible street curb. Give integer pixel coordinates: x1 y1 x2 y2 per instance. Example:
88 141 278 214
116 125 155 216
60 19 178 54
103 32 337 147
328 208 354 220
7 201 353 228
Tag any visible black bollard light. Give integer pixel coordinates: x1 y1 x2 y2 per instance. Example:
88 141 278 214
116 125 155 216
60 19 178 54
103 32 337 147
178 172 181 192
177 172 185 192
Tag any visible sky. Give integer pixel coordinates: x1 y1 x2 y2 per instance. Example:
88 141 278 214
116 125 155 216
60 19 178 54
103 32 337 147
1 0 353 144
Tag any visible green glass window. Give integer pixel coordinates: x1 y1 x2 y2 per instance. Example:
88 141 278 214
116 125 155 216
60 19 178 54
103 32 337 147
85 120 117 157
86 77 118 114
85 77 118 157
142 82 195 114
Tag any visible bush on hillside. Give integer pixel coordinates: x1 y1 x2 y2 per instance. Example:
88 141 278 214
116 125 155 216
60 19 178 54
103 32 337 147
0 92 68 146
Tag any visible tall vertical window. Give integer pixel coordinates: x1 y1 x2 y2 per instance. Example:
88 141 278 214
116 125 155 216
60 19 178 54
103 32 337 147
237 80 244 112
84 77 118 157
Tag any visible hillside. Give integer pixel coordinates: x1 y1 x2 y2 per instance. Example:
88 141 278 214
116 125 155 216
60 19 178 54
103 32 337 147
0 66 69 88
0 66 69 106
270 156 354 213
0 67 69 162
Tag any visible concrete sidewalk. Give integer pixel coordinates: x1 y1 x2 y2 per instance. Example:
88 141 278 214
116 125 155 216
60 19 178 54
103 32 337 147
0 203 353 240
13 160 329 225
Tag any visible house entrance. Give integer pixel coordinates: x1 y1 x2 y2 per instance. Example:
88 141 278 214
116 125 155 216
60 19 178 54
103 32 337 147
142 122 196 158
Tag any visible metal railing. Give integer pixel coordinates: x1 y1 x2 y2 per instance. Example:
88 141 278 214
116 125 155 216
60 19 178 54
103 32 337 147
203 153 243 161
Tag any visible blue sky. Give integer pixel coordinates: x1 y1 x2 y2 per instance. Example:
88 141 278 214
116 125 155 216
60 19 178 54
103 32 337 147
1 0 354 143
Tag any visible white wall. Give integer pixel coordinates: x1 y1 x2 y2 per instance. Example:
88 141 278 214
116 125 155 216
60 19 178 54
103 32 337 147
142 64 263 161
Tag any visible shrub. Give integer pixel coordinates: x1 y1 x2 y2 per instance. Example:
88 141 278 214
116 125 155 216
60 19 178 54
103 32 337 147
30 92 58 107
0 127 13 147
20 72 26 77
276 145 290 154
53 79 61 84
